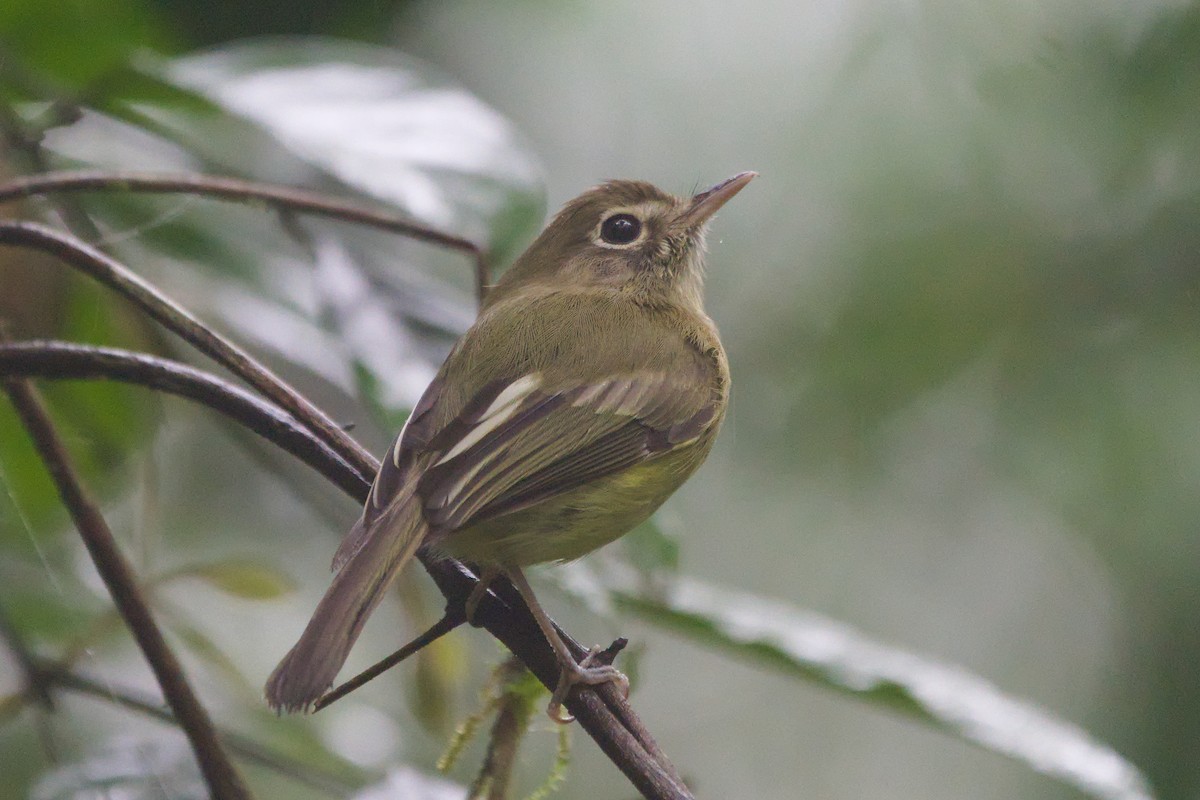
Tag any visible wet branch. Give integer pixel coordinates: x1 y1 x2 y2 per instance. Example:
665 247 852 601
1 372 252 799
0 340 364 500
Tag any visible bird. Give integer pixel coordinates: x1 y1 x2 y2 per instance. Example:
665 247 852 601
265 171 755 721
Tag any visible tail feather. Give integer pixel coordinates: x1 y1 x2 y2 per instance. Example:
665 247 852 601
265 489 424 712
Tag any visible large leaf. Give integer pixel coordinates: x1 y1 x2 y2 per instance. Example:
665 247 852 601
154 37 545 262
556 563 1156 800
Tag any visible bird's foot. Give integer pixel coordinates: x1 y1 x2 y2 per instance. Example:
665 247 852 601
546 646 630 724
463 565 499 626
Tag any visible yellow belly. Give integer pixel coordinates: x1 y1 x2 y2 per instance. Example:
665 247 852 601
430 443 706 566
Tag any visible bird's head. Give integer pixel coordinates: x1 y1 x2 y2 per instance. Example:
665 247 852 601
490 172 755 310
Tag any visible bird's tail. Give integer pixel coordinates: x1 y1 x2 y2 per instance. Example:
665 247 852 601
265 486 425 712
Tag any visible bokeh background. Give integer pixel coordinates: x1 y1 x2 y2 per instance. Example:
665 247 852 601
1 1 1198 799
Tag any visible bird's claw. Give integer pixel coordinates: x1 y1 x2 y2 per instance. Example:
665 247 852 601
546 646 630 724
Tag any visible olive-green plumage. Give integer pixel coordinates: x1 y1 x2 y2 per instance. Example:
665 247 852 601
266 172 754 714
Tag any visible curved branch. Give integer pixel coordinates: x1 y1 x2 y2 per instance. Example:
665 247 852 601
0 169 492 303
0 341 364 499
0 220 376 486
2 373 252 800
0 341 693 800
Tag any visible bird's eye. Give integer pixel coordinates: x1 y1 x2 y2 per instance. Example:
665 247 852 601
600 213 642 245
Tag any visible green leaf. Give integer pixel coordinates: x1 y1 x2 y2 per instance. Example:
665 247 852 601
311 231 446 420
37 107 412 404
168 559 294 600
557 563 1156 800
43 278 160 471
0 558 97 650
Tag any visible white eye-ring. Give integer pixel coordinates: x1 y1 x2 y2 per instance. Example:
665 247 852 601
596 212 644 248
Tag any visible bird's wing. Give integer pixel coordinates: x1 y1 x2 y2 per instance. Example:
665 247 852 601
332 366 717 569
416 368 718 530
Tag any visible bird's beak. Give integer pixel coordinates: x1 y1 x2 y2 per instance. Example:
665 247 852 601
681 171 757 228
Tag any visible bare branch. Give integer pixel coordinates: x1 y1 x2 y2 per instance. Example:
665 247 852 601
315 610 464 712
1 372 252 800
0 169 493 303
0 340 364 499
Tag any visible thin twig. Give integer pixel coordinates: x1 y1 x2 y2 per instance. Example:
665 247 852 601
0 340 694 800
1 372 252 800
0 169 493 302
46 666 361 797
0 219 376 485
0 340 364 499
315 610 465 711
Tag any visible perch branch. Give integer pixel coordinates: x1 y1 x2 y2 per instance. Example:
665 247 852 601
1 372 252 800
0 341 363 499
0 169 492 302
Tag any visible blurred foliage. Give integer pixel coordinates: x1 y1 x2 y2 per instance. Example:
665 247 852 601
557 561 1153 800
1 1 1198 799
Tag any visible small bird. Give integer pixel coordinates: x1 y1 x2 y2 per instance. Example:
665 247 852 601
266 171 755 720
